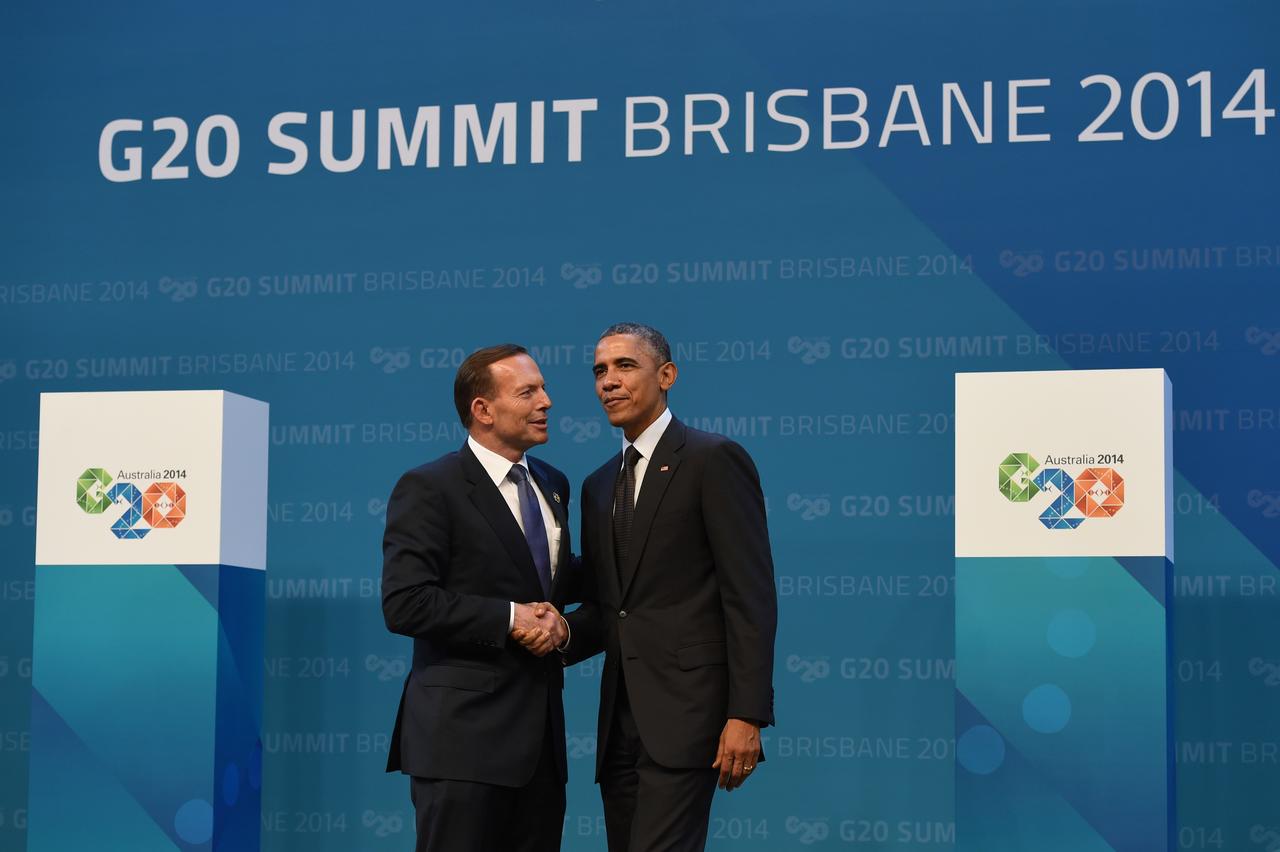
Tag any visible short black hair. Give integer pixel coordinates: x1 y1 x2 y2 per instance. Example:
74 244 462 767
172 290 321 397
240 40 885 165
454 343 528 427
599 322 672 365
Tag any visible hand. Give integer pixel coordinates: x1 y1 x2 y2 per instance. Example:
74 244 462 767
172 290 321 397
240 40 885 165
711 719 761 791
532 602 569 650
510 603 553 655
510 602 567 657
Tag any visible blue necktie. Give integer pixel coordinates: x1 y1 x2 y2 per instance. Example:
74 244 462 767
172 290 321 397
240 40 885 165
508 464 552 597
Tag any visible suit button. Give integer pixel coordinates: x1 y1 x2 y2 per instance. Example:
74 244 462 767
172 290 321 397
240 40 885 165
618 610 627 619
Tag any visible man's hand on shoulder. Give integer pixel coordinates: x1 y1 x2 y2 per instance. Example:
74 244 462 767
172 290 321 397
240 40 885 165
510 602 568 656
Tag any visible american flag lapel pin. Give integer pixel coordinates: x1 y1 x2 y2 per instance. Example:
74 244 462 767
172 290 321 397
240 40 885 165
659 465 670 472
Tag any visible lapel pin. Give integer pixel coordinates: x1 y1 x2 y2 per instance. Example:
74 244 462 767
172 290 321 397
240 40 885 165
553 492 561 503
659 465 670 472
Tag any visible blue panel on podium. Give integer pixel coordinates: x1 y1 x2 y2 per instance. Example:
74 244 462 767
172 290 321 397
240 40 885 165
29 565 264 851
955 556 1174 852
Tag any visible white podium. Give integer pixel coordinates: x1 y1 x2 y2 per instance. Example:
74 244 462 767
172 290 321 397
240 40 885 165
30 391 268 852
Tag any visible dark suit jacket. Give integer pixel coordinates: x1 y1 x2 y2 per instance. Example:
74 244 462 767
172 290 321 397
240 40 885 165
566 417 777 778
381 442 576 787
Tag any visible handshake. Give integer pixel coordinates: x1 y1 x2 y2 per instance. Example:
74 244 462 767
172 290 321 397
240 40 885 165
509 602 568 657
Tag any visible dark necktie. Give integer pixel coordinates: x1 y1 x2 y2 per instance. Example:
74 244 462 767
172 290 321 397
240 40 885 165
613 446 642 577
508 464 551 597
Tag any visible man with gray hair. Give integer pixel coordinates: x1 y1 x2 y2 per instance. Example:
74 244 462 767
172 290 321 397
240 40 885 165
382 343 575 852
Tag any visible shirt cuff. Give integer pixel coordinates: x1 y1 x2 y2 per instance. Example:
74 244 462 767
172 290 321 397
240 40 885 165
508 601 515 632
556 615 571 652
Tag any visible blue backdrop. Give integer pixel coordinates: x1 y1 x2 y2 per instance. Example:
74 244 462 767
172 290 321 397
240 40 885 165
2 1 1277 849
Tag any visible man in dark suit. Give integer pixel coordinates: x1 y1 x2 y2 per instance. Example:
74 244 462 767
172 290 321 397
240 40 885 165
381 343 575 852
559 322 778 852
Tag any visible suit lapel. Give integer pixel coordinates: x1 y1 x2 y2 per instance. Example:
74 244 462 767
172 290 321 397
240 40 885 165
527 459 566 530
460 443 542 598
619 419 685 601
594 454 622 604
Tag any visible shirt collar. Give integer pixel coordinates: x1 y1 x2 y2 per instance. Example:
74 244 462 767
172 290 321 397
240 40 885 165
623 407 672 463
467 435 527 487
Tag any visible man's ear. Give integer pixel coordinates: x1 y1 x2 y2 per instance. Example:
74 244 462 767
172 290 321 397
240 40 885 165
470 397 493 426
658 362 678 392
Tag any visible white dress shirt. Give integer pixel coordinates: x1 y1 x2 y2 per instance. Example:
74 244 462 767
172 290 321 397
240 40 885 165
621 407 674 505
467 436 561 629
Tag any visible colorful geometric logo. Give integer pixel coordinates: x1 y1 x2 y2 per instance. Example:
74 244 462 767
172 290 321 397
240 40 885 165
997 453 1124 530
74 467 188 540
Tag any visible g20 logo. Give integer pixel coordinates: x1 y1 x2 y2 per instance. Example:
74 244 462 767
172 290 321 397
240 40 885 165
75 468 187 539
997 453 1123 530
